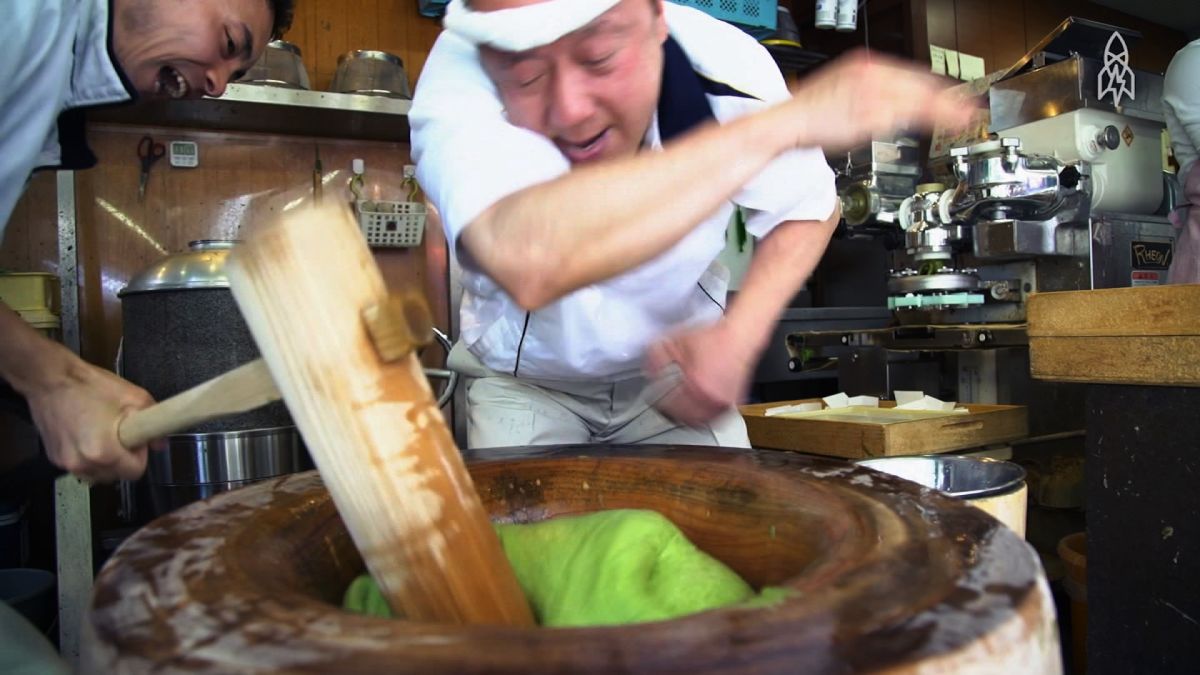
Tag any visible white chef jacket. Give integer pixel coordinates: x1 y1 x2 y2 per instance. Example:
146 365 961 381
0 0 133 237
1165 38 1200 179
411 2 836 381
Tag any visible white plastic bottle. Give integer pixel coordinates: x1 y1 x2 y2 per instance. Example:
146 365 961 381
815 0 837 29
836 0 858 32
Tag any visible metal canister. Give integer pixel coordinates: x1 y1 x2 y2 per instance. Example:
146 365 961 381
119 240 309 517
330 50 411 99
236 40 311 89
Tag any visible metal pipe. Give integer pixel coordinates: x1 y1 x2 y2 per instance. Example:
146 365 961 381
1009 430 1086 446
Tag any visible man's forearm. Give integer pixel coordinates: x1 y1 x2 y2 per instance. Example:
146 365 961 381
722 208 840 356
464 110 797 310
459 50 971 311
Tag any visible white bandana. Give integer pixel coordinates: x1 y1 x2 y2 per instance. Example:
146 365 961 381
443 0 624 52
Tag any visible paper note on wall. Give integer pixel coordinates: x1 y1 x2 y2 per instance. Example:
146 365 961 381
930 44 948 75
960 53 986 81
945 49 961 79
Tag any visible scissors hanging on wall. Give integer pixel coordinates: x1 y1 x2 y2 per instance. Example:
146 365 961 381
137 135 166 202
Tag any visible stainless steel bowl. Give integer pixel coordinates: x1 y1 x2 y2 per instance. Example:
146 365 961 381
330 50 411 99
238 40 311 90
857 455 1026 499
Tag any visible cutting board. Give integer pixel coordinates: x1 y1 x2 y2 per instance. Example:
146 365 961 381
1028 284 1200 386
740 399 1028 459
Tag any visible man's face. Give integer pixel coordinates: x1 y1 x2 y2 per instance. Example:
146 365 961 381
477 0 668 164
112 0 274 100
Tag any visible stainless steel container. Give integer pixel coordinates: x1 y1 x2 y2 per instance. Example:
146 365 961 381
858 455 1028 537
330 50 411 99
120 241 309 518
146 427 307 515
237 39 311 89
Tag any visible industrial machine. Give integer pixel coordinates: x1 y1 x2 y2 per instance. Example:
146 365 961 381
784 18 1176 435
833 135 923 234
886 28 1174 324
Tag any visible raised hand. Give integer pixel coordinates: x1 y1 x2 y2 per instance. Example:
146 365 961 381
774 49 975 153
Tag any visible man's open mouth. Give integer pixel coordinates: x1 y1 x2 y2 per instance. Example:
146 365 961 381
156 66 191 99
560 129 609 162
567 130 606 152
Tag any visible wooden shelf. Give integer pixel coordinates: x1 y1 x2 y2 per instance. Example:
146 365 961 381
1028 285 1200 387
89 84 412 143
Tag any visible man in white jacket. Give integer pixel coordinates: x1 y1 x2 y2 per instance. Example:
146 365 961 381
0 0 290 487
412 0 969 448
1164 38 1200 283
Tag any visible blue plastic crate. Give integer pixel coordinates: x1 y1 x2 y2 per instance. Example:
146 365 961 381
671 0 777 32
417 1 778 32
417 0 448 19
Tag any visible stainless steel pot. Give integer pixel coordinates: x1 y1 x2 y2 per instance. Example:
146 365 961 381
119 240 457 518
120 241 293 434
330 50 411 99
120 240 305 518
237 40 311 89
146 427 308 515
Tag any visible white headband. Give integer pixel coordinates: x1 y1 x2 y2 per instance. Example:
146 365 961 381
443 0 624 52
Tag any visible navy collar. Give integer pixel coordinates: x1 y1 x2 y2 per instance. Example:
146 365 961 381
657 36 715 143
656 35 758 143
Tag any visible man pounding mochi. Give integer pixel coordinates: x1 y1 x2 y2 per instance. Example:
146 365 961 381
410 0 968 448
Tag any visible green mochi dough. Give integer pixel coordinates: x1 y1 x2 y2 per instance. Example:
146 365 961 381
495 508 754 626
343 509 756 627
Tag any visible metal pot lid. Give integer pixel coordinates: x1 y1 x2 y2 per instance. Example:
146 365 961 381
120 240 240 295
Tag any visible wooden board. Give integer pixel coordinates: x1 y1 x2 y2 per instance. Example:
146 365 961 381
740 400 1028 459
1028 285 1200 338
1028 285 1200 386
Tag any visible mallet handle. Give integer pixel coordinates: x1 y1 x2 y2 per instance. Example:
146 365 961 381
117 359 279 448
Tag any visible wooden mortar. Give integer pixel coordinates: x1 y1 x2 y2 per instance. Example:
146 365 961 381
84 444 1060 674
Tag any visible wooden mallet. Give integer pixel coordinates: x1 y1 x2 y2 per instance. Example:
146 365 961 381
117 204 533 627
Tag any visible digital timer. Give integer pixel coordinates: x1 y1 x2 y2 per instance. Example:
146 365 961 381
168 141 199 168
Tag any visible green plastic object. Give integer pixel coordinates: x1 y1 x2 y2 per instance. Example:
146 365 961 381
888 292 985 310
343 509 758 627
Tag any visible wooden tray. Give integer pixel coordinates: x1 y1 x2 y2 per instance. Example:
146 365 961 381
1028 285 1200 386
740 399 1028 459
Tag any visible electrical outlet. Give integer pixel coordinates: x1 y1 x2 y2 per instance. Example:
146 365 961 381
403 164 416 179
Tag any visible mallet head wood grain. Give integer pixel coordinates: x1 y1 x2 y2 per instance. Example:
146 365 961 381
225 203 533 626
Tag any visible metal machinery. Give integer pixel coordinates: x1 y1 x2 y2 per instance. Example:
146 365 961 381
835 135 923 234
745 139 921 399
785 18 1176 436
